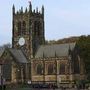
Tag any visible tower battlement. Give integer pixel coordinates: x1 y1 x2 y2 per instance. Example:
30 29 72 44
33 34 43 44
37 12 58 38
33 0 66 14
12 2 44 17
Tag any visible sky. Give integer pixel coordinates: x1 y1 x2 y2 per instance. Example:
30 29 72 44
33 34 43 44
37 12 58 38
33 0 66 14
0 0 90 45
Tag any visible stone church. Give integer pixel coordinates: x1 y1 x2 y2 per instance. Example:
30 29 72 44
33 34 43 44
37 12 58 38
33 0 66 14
0 2 85 86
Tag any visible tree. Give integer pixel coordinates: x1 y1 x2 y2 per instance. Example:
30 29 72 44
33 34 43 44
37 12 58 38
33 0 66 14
76 35 90 80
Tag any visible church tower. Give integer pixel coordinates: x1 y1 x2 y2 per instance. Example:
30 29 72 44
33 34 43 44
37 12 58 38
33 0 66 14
12 2 45 58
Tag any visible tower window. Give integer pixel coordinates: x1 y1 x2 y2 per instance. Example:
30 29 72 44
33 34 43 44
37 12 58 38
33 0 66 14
22 21 26 35
34 21 41 36
34 21 37 36
37 22 41 36
17 21 21 35
17 21 26 35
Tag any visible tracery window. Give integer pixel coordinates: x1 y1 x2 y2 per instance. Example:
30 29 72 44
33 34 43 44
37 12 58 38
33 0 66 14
34 21 41 36
59 63 65 74
48 64 54 75
37 22 41 36
22 21 26 35
36 64 43 75
17 21 26 35
34 21 37 36
74 58 80 74
17 21 21 35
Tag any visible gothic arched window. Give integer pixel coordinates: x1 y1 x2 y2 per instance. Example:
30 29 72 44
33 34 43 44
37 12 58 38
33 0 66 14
48 64 54 75
36 64 43 75
59 63 65 74
34 21 37 36
34 21 41 36
17 21 21 35
74 57 80 74
37 21 41 36
22 21 26 35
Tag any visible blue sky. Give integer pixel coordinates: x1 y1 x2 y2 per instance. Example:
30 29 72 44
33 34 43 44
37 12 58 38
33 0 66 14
0 0 90 45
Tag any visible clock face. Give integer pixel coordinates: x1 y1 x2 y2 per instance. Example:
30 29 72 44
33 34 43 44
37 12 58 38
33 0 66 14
18 37 25 46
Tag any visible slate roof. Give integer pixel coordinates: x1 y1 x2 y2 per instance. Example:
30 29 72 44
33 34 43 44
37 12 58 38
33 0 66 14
9 49 28 63
0 47 5 57
0 47 28 63
35 43 75 58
